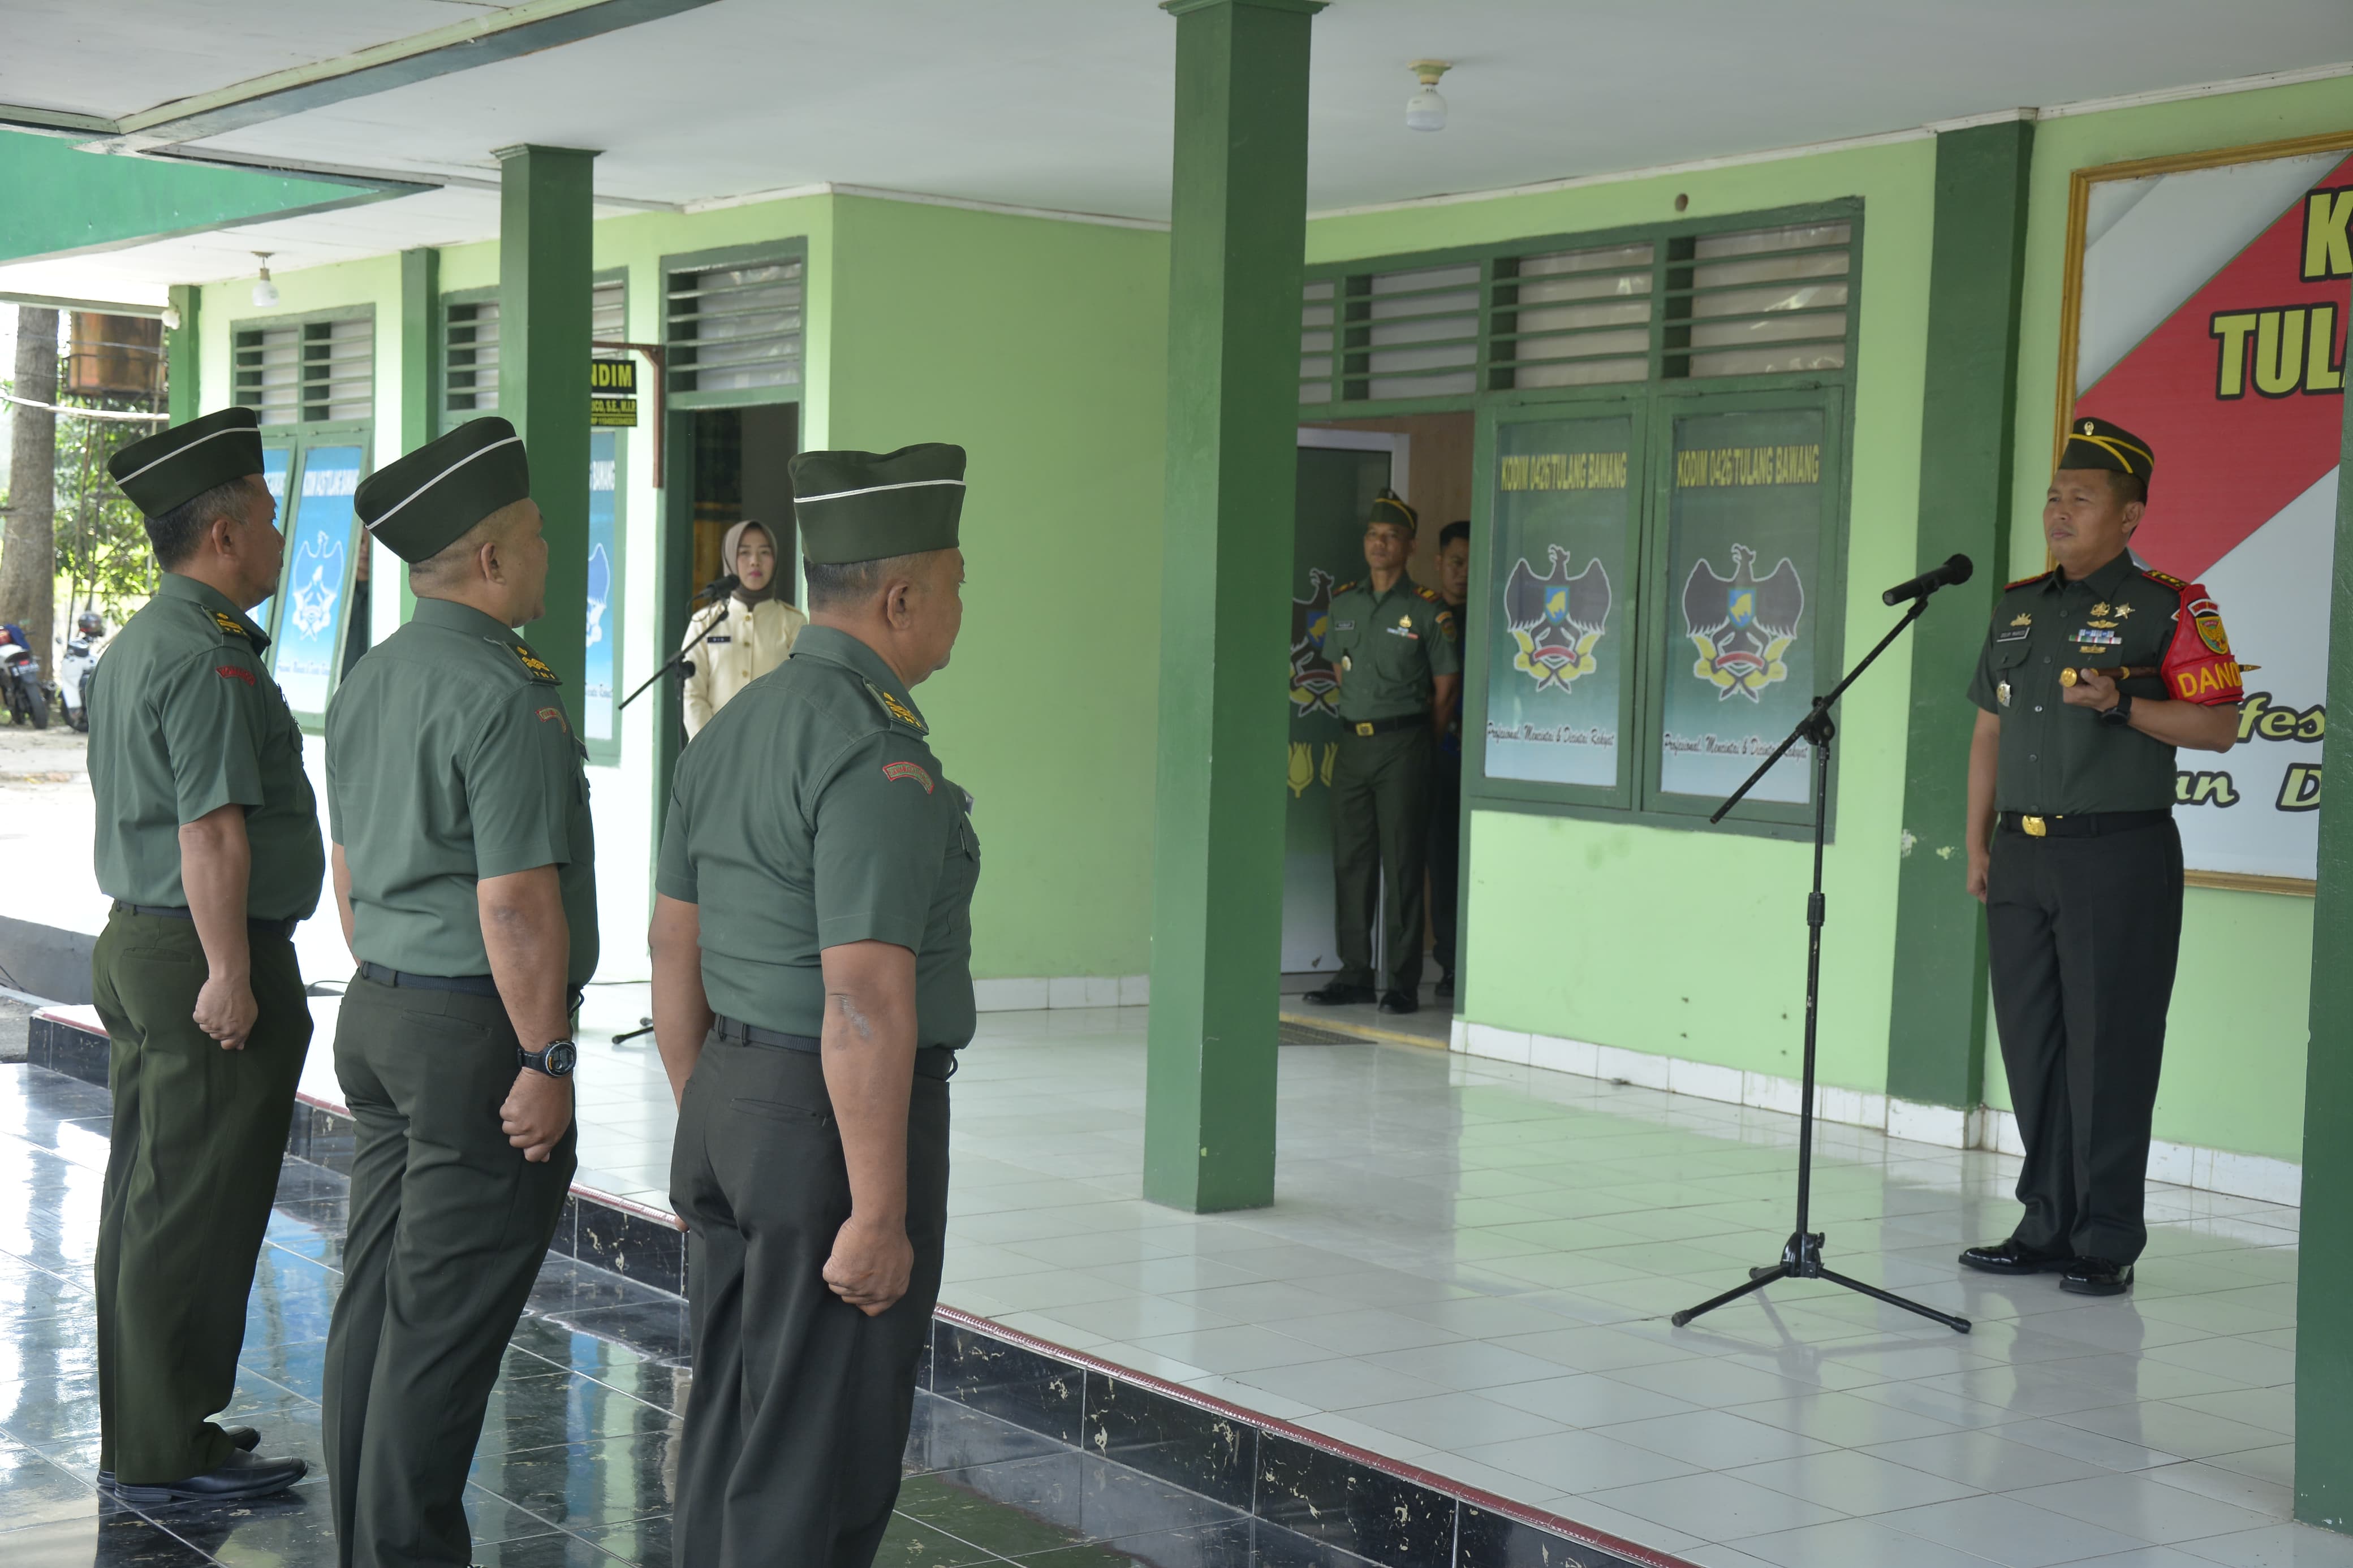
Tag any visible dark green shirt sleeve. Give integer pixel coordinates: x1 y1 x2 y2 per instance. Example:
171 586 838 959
157 647 268 824
1427 601 1462 679
813 731 953 952
464 686 583 879
655 778 697 903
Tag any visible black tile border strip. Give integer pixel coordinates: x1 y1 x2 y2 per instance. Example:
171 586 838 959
31 1007 1696 1568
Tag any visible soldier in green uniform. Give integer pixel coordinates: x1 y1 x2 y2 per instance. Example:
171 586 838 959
86 407 319 1504
1304 490 1460 1015
1959 418 2241 1297
650 443 977 1568
321 416 597 1567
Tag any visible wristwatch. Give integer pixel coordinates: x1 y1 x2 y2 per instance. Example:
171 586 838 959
518 1039 578 1077
2098 692 2134 728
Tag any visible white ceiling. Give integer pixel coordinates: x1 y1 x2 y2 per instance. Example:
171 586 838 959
5 0 2350 304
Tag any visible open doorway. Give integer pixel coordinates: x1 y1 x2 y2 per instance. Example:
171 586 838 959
688 403 799 595
1285 412 1475 1042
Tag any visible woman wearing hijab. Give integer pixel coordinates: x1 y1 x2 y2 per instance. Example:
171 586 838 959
681 519 808 737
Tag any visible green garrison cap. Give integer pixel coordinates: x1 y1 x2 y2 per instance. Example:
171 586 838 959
1368 488 1419 534
2059 416 2155 485
107 407 264 519
790 444 967 565
355 416 531 563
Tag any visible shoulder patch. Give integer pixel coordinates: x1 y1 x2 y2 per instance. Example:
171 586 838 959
536 705 571 735
862 679 927 734
210 611 249 640
215 663 256 687
2139 566 2190 591
2004 569 2054 591
882 759 936 793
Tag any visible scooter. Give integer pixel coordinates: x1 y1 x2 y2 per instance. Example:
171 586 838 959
58 615 102 733
0 640 49 729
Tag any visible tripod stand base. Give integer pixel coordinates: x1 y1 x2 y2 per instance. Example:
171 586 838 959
1671 1232 1971 1333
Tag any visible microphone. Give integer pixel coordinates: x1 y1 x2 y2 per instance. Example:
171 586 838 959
1882 554 1973 606
701 572 741 600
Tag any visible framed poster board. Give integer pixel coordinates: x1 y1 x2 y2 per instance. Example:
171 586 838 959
2058 131 2353 891
269 440 366 726
583 428 624 761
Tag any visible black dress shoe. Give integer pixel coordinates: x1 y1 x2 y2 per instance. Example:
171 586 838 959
100 1426 260 1487
2062 1257 2134 1295
1302 982 1376 1006
1958 1238 2074 1275
102 1449 307 1505
1378 990 1419 1015
1434 971 1455 1000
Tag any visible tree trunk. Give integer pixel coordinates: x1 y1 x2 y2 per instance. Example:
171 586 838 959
1 306 59 675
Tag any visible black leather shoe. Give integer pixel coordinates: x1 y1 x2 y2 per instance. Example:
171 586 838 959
2062 1257 2134 1295
100 1426 259 1487
1302 982 1375 1006
1434 971 1455 1000
102 1449 307 1505
1378 990 1419 1015
1958 1238 2074 1275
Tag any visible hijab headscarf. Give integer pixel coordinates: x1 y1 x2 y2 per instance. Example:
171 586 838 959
723 519 783 607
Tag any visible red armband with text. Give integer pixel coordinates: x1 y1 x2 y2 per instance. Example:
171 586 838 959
2160 584 2244 706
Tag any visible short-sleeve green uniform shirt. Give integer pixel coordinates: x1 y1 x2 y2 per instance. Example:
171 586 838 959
326 597 599 986
1966 551 2238 815
1321 578 1460 724
657 624 980 1048
87 573 324 921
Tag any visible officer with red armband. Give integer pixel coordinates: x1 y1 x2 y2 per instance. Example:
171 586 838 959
1958 417 2242 1297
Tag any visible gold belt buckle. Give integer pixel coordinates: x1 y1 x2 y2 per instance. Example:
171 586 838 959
2022 815 2047 837
1355 722 1375 737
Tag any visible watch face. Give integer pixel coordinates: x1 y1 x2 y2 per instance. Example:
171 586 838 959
545 1041 578 1077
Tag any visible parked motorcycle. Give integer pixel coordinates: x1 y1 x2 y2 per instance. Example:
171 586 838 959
1 640 49 729
58 611 104 733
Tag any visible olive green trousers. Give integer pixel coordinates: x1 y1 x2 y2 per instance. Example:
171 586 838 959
671 1038 951 1568
321 977 574 1568
90 910 309 1485
1330 725 1434 994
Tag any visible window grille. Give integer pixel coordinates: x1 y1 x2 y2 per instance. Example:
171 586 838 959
1490 242 1653 390
666 257 803 394
445 300 499 417
1363 262 1480 400
1666 222 1851 379
234 317 372 425
591 278 626 343
1299 280 1335 404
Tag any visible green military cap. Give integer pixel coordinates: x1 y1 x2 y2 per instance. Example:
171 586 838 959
2059 416 2155 485
355 416 531 563
790 444 966 565
107 407 264 519
1368 488 1418 533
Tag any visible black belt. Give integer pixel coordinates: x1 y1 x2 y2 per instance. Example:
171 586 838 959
111 901 299 940
357 961 499 999
1341 714 1426 738
713 1014 960 1079
1998 809 2170 840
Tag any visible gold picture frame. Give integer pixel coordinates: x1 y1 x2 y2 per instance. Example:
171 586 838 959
2051 128 2353 899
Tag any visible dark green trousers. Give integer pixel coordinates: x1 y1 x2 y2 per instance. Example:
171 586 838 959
321 976 574 1568
672 1037 950 1568
90 911 309 1485
1330 725 1433 994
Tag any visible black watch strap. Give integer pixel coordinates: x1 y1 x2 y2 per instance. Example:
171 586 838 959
2100 691 2134 727
518 1040 578 1077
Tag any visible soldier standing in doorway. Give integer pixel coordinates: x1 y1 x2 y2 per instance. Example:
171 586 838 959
1305 490 1460 1016
1428 518 1472 1002
1959 418 2240 1297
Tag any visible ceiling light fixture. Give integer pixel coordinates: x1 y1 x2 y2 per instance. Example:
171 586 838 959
1406 60 1451 132
251 253 278 308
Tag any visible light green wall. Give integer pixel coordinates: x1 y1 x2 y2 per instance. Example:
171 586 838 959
1312 141 1940 1095
1984 77 2353 1161
825 196 1169 979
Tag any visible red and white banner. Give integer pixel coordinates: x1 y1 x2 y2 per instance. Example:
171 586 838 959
2070 142 2350 882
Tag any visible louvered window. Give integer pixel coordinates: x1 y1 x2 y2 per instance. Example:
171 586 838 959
445 300 500 417
591 278 626 343
1666 222 1851 379
666 257 803 394
1491 242 1653 390
1299 280 1336 404
1363 264 1480 400
234 317 372 426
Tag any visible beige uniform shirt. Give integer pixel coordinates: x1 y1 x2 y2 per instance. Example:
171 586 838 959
681 597 806 736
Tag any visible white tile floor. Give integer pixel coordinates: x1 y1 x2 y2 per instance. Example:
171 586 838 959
367 992 2333 1566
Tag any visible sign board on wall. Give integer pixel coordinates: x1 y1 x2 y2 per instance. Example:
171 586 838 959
2061 133 2353 888
591 357 637 427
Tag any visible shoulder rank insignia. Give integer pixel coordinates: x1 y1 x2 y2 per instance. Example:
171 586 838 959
2004 569 2053 591
502 638 562 685
1416 584 1441 602
2140 567 2188 590
1332 581 1358 596
210 611 249 640
881 760 935 793
863 680 927 734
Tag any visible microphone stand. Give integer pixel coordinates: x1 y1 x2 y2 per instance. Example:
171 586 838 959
619 577 735 712
1670 589 1972 1335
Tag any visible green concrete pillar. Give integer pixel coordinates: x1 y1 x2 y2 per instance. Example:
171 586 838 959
496 144 596 729
2297 311 2353 1534
1141 0 1321 1213
166 285 199 422
397 247 439 623
1884 120 2035 1119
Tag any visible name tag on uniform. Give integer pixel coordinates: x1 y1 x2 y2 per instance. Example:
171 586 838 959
704 635 732 645
1331 620 1354 631
1994 628 2029 644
